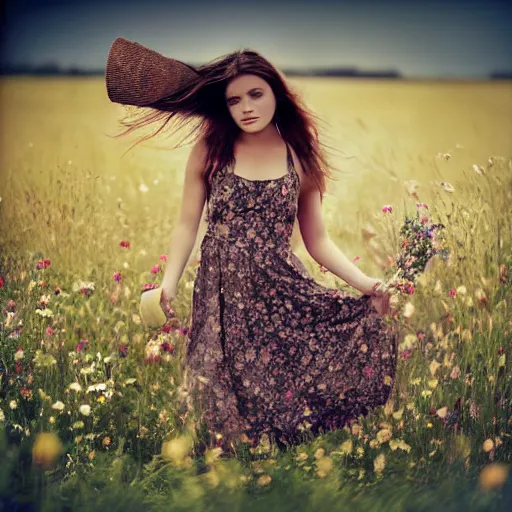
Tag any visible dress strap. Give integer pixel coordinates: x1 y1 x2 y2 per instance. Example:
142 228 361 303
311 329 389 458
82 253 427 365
285 142 293 170
285 142 298 183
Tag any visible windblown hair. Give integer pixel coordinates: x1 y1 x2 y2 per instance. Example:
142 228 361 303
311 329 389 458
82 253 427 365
109 48 344 204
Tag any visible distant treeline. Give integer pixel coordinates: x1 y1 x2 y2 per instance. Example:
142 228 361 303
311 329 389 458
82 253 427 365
0 63 511 80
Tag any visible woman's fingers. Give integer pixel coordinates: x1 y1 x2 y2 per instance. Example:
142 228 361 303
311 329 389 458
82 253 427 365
160 288 176 320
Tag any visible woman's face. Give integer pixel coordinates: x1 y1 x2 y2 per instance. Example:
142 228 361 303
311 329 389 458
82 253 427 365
225 74 277 133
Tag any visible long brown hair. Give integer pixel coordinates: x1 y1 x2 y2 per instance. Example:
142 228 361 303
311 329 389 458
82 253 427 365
108 48 345 204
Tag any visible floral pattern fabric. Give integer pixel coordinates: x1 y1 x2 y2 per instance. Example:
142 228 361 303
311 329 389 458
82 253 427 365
178 142 398 453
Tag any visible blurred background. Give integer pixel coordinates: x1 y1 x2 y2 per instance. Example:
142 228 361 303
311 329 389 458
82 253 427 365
1 0 512 79
0 0 511 276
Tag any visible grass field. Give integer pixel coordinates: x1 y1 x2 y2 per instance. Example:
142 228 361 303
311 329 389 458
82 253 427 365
0 77 511 511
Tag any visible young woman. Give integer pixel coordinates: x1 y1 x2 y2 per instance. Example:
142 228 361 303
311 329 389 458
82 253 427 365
107 40 395 455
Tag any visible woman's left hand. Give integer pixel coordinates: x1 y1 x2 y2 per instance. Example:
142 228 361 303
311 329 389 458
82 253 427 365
370 290 391 317
367 279 392 317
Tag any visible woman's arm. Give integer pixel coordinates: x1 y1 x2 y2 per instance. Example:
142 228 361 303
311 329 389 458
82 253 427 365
161 137 208 296
307 237 381 295
296 162 381 295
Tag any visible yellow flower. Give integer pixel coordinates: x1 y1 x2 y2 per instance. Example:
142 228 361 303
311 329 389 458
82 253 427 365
436 406 448 419
257 474 272 486
314 448 325 459
400 334 418 351
456 285 467 296
51 401 65 411
392 407 404 420
161 434 194 465
68 382 82 392
79 405 91 417
369 439 380 449
374 453 386 474
403 302 415 318
483 439 494 453
479 463 510 492
429 360 441 376
315 456 334 478
32 432 63 470
376 429 392 444
340 439 353 455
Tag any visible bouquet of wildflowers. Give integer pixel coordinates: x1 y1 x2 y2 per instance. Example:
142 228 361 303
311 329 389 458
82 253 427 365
383 203 450 297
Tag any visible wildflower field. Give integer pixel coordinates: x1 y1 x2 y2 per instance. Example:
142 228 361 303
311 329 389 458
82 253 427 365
1 77 512 511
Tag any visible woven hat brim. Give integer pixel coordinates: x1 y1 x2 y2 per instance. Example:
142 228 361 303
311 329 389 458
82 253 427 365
105 37 201 107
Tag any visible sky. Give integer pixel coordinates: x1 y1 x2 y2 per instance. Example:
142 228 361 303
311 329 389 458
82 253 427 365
1 0 511 79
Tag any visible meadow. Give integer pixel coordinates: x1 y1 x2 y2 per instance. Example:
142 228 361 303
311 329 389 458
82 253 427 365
0 76 511 511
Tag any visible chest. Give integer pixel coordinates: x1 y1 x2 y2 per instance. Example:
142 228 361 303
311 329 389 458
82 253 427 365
231 145 289 181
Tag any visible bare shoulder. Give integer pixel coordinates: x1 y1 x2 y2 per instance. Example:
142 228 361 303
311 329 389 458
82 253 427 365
288 145 316 194
188 135 208 169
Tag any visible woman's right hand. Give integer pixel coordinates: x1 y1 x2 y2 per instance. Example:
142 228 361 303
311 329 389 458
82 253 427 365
160 287 177 321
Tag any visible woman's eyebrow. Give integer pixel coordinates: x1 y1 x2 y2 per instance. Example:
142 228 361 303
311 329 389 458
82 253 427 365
226 88 263 101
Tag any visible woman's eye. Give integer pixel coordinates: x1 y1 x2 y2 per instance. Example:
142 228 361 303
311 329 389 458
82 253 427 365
228 92 262 106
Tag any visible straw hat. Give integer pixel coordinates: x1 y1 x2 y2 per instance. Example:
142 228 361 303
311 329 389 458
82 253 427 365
105 37 201 107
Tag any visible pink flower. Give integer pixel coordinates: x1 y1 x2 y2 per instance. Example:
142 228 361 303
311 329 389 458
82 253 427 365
0 276 4 288
76 339 88 352
46 327 54 336
353 256 360 263
362 366 375 379
113 272 122 282
449 288 457 298
381 205 393 213
159 254 167 262
120 240 130 248
421 216 429 224
400 349 413 360
284 390 293 401
416 202 429 209
151 264 161 274
36 259 51 270
161 342 175 354
142 283 159 292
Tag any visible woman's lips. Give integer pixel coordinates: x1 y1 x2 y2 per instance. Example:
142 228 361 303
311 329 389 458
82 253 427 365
242 118 258 124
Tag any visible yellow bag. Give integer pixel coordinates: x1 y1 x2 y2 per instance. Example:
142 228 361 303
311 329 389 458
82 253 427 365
139 286 167 328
